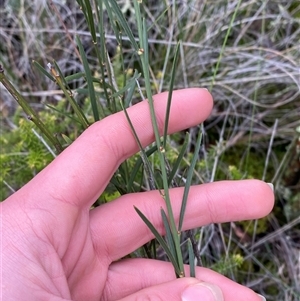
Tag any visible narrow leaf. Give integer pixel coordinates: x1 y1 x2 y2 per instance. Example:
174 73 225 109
123 78 136 108
102 2 121 45
64 72 85 82
163 41 181 147
210 0 242 88
178 130 202 232
45 104 81 124
120 99 157 191
134 206 181 276
104 0 139 51
147 5 170 32
188 238 196 277
161 208 177 261
127 145 157 192
48 62 89 129
111 71 140 99
93 0 111 110
168 133 189 186
83 0 97 42
53 60 69 88
61 134 74 145
76 35 99 121
32 60 55 82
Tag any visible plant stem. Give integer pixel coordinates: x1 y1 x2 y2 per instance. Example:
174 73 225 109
0 65 63 153
134 1 184 276
48 63 90 129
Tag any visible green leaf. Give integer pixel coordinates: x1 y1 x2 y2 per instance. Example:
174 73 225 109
168 133 189 186
110 71 140 99
161 208 177 261
127 145 158 192
102 1 121 45
49 61 89 129
32 60 55 82
120 101 157 191
76 35 100 121
45 104 81 124
53 60 69 88
163 41 181 148
61 134 73 145
178 130 202 232
103 0 139 51
83 0 97 42
124 71 140 108
188 238 195 277
134 206 181 276
64 72 86 82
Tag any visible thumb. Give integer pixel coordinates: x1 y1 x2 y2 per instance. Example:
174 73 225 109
118 278 224 301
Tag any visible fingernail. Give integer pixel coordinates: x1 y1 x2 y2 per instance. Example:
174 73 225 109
182 283 224 301
257 294 266 301
267 182 274 192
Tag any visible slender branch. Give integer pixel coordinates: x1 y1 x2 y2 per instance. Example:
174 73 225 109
0 65 63 153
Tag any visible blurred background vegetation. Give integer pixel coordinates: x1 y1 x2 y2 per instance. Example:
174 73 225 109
0 0 299 300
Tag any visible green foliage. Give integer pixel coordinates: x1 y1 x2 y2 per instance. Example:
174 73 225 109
238 218 269 236
211 253 244 276
98 189 121 204
0 100 88 200
1 115 53 200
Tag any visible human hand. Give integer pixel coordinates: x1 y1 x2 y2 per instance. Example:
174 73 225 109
2 88 273 301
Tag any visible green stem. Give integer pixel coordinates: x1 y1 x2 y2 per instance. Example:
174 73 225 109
210 0 242 90
0 65 63 153
48 63 90 129
134 1 184 276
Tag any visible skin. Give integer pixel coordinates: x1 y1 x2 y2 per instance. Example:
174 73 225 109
2 88 274 300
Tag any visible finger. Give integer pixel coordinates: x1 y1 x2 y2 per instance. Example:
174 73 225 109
103 258 262 301
16 88 212 207
116 278 223 301
90 180 274 260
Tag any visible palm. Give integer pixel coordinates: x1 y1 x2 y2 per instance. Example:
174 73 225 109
48 208 108 300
